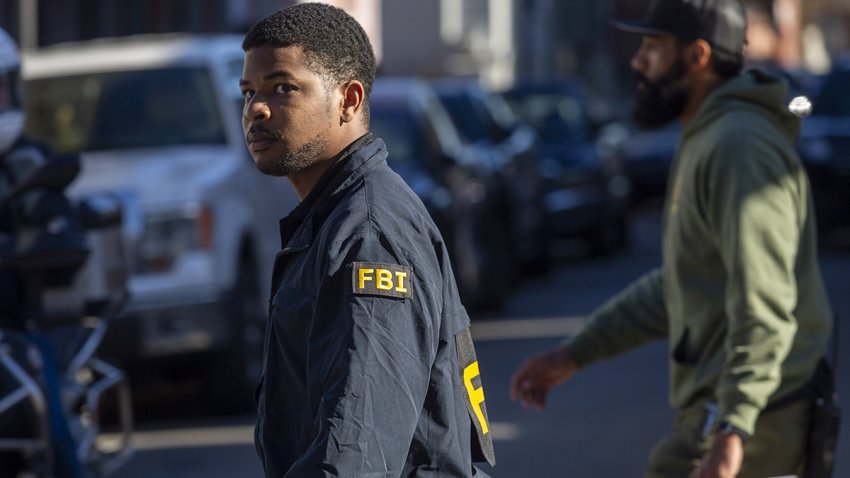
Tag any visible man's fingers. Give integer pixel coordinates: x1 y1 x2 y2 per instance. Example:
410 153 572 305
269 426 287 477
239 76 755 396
509 359 540 402
515 382 548 411
509 375 520 401
531 389 547 411
512 372 546 410
511 352 567 410
509 368 529 401
515 380 534 407
510 365 526 401
518 386 534 408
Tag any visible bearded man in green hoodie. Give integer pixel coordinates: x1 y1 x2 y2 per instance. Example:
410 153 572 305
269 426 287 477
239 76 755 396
510 1 834 477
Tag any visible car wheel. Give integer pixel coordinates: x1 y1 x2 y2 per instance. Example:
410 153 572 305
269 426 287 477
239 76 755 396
589 213 629 257
521 221 552 277
452 216 482 308
471 217 513 311
205 255 265 413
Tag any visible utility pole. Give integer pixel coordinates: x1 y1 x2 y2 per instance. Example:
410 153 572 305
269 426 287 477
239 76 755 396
19 0 38 50
487 0 515 89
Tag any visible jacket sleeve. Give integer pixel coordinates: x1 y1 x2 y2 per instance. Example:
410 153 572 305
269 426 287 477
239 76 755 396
704 129 801 435
563 268 668 367
286 235 438 477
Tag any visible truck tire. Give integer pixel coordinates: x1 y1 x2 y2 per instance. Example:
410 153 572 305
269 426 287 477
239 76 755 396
206 256 265 413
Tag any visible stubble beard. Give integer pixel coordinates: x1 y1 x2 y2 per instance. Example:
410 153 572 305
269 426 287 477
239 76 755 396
631 56 690 130
257 131 330 177
257 90 334 177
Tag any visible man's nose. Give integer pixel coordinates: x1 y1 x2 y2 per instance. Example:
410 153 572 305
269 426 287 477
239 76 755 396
630 49 646 75
244 98 271 122
631 41 654 76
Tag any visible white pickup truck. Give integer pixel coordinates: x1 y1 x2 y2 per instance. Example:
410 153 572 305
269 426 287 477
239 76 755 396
22 34 299 409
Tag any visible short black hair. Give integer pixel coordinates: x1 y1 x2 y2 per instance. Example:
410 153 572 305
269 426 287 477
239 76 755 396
710 48 744 79
242 2 376 123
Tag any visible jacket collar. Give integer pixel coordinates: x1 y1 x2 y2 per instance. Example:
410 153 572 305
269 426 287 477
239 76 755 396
278 133 388 249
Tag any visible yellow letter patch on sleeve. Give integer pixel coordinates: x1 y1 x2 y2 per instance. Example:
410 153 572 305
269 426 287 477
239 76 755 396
455 327 495 466
351 262 413 299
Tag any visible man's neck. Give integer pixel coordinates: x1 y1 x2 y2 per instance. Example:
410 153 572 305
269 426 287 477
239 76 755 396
288 128 368 201
680 74 725 126
288 159 336 201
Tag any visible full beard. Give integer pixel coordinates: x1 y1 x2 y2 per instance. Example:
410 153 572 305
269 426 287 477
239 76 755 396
631 57 689 129
257 131 330 177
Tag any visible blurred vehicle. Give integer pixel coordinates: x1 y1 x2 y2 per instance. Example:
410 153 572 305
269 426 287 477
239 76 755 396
797 62 850 238
1 150 133 478
596 67 806 210
502 79 631 256
370 77 510 309
612 120 681 207
432 78 548 274
22 34 299 409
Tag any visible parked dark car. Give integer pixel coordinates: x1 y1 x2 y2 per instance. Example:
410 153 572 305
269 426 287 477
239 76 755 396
602 67 807 209
613 120 680 207
502 79 631 256
797 62 850 238
370 77 512 309
432 78 548 274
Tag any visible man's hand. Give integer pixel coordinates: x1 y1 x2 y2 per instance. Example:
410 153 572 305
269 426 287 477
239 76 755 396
689 432 744 478
509 347 578 411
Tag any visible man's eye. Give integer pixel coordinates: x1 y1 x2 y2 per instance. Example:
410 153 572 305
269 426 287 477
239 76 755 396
242 90 255 100
275 84 295 94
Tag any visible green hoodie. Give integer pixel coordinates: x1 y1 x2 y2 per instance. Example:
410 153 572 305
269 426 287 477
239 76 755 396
564 71 833 435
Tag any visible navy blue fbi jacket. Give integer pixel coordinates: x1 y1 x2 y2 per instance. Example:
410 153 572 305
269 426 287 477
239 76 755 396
255 134 495 477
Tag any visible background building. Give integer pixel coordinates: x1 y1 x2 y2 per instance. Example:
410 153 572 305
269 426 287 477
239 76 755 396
0 0 848 104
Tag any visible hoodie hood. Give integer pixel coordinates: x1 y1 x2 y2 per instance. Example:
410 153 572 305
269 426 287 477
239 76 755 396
684 70 800 143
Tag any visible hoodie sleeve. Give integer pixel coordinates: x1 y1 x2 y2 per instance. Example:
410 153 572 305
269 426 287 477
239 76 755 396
563 268 668 367
704 128 801 436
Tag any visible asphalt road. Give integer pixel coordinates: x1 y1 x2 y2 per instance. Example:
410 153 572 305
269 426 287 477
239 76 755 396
115 210 850 477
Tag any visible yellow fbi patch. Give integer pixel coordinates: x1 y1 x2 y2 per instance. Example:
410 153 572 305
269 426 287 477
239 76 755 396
351 262 413 299
455 327 495 466
464 361 488 434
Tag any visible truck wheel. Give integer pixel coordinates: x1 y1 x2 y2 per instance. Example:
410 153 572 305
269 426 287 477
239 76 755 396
206 256 265 413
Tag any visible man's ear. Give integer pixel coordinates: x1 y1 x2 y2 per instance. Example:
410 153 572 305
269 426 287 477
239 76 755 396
687 39 713 73
340 80 365 124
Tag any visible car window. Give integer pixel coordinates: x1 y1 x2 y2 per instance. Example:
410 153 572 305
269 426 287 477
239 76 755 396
24 67 226 153
438 93 493 143
370 105 424 169
487 93 520 131
504 93 589 143
813 70 850 117
226 58 246 118
424 96 463 156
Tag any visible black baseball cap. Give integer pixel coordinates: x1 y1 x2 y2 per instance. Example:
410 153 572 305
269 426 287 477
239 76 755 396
611 0 747 56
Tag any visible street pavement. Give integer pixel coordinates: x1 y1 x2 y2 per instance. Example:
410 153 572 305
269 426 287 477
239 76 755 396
115 210 850 477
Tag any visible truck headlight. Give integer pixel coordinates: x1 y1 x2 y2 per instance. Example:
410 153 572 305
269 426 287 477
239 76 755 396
136 204 213 273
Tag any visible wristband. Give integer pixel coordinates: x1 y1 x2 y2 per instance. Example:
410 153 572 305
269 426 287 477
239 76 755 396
716 421 750 443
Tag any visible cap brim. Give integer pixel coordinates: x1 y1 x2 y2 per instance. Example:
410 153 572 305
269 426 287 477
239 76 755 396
609 19 674 36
